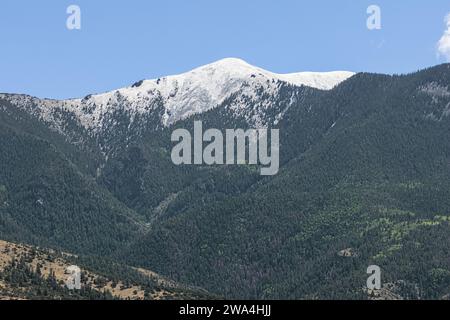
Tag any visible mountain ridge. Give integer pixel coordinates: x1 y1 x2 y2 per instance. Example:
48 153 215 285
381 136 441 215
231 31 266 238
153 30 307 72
0 58 354 131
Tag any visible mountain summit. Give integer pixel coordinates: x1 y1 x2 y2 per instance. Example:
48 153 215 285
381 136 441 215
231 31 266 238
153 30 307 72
88 58 354 124
0 58 354 129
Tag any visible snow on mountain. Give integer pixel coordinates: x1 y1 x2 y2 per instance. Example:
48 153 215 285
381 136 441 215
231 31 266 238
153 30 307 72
276 71 355 90
0 58 354 131
75 58 353 127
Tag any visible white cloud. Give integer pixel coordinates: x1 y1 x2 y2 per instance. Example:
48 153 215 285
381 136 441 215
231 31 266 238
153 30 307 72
437 13 450 61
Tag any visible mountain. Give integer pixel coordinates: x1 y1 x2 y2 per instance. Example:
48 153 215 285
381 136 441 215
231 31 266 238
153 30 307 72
116 63 450 299
1 59 450 300
0 58 353 130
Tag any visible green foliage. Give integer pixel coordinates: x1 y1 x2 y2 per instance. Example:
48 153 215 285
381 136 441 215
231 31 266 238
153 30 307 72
0 104 145 256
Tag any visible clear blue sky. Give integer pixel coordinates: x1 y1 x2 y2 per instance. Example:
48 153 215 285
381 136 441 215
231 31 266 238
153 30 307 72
0 0 449 99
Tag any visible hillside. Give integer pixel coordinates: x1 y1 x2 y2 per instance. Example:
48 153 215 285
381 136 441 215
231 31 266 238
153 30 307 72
0 240 211 300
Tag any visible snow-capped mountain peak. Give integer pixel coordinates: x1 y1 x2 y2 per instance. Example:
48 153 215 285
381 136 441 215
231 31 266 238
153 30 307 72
116 58 353 98
0 58 354 134
74 58 353 126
